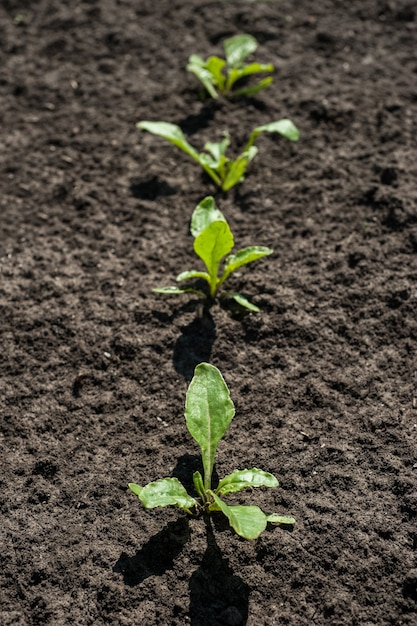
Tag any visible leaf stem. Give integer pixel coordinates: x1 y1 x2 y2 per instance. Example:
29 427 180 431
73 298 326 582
196 156 222 186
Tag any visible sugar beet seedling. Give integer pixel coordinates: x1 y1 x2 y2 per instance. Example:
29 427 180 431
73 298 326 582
153 196 272 312
137 119 299 191
129 363 295 540
187 33 274 99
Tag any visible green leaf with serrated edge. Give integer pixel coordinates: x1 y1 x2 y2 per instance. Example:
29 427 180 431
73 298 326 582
227 63 273 91
128 478 197 511
209 492 267 539
266 513 296 525
246 119 300 150
185 363 235 491
193 471 205 500
216 468 278 496
232 76 274 98
224 34 257 68
138 121 201 162
194 221 234 297
190 196 226 238
220 246 273 285
152 286 206 297
176 270 211 283
228 293 260 312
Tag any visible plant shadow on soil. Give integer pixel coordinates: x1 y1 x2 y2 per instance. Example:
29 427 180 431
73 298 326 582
171 300 257 381
113 517 191 586
178 101 219 136
130 176 177 201
114 515 249 626
173 309 217 381
188 518 250 626
114 453 249 624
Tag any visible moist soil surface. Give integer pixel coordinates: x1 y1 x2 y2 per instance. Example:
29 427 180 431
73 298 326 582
1 1 417 625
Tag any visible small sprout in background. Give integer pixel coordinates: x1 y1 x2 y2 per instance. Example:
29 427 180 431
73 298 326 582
129 363 295 540
137 119 299 191
13 13 26 25
153 196 272 312
187 33 274 99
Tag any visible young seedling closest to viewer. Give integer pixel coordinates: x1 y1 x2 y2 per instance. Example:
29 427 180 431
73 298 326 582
153 196 272 312
129 363 295 540
137 119 299 191
187 33 274 99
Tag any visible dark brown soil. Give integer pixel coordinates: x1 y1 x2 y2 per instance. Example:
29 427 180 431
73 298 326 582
1 1 417 624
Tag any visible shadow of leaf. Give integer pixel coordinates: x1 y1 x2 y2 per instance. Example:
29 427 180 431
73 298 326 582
178 102 218 136
189 518 250 626
171 453 203 496
113 517 190 586
173 310 216 381
130 176 176 200
171 454 219 497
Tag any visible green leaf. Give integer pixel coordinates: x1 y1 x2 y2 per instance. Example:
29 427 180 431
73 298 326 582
152 285 206 297
188 54 205 66
205 56 227 92
228 292 260 313
185 363 235 491
216 468 278 496
209 492 268 539
247 118 300 149
255 119 300 141
266 513 296 525
195 154 222 186
190 196 226 238
221 147 258 191
194 221 234 296
128 483 143 497
232 76 274 98
224 34 257 68
176 270 211 283
187 55 219 99
230 62 274 82
138 120 222 186
203 132 230 164
198 152 225 177
198 152 217 169
193 471 205 499
221 246 273 284
137 121 201 161
128 478 197 511
227 62 273 91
